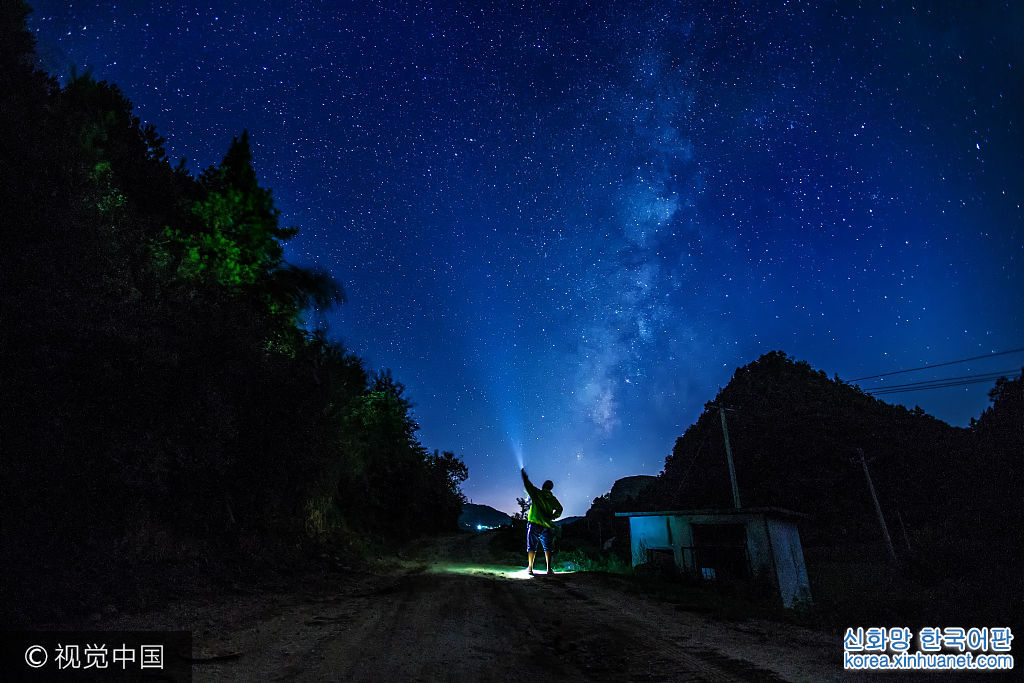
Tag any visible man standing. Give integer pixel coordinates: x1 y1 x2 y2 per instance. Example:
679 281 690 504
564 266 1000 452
521 468 563 576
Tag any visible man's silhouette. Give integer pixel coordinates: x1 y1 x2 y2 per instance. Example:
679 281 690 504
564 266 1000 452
520 468 563 575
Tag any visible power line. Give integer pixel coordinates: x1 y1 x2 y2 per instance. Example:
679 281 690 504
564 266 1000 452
850 347 1024 382
866 372 1021 396
868 378 1011 395
864 369 1020 392
868 380 1005 396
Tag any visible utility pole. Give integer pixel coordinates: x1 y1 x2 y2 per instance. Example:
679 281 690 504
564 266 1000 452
857 448 897 564
895 508 912 553
717 405 742 509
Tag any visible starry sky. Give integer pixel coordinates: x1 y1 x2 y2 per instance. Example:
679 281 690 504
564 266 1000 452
29 1 1023 517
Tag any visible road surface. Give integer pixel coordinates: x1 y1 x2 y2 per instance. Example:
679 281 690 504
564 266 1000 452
103 532 844 681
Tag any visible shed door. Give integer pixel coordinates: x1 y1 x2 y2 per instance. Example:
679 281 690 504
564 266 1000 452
691 523 748 580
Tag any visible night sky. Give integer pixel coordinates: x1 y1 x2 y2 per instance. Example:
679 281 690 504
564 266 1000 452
29 1 1023 517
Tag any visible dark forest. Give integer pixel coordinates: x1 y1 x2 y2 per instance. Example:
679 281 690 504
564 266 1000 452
1 1 466 626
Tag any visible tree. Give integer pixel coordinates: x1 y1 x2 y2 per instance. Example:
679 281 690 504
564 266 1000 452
513 497 530 521
424 450 469 531
975 373 1023 446
158 130 295 287
969 372 1023 526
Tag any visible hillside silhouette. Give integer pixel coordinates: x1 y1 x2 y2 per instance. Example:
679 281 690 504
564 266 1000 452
640 352 971 540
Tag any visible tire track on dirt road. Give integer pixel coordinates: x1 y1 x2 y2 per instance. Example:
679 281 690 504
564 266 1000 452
513 574 759 682
115 533 839 681
298 564 757 682
305 569 563 682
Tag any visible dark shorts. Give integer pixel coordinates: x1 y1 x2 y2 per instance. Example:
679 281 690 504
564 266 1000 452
527 523 554 553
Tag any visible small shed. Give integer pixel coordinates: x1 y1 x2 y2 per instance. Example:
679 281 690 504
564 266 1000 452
615 507 812 608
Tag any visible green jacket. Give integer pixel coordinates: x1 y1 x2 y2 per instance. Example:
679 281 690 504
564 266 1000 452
521 470 562 528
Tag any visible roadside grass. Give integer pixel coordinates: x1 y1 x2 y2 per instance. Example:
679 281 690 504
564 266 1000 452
556 547 632 574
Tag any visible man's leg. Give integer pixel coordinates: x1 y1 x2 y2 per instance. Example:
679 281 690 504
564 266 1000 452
543 527 555 574
527 524 537 574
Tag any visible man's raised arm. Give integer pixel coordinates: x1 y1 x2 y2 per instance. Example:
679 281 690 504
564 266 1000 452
521 468 539 497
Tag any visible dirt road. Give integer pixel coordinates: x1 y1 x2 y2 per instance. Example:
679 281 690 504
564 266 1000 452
103 532 844 681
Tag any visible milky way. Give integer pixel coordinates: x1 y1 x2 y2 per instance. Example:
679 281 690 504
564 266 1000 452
30 1 1023 515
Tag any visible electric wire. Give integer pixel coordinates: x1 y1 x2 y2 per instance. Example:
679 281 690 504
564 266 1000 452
849 346 1024 382
863 369 1020 392
865 372 1021 396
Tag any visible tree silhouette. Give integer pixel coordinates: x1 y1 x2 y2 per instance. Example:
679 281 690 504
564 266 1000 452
0 5 468 625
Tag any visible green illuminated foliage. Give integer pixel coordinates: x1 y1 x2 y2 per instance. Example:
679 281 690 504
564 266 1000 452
157 131 296 288
90 161 127 214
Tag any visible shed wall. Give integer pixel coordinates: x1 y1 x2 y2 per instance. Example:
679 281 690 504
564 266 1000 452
766 518 812 608
624 510 813 609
